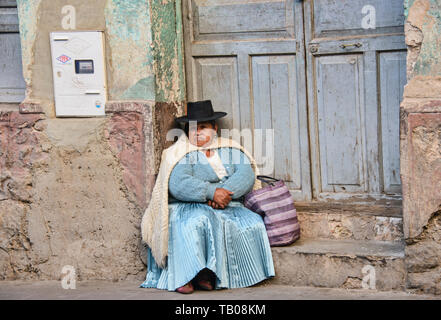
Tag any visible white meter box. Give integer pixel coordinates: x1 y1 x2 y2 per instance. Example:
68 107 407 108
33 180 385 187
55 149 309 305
50 31 107 117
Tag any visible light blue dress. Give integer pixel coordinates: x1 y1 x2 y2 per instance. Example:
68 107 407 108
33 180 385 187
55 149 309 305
140 147 275 291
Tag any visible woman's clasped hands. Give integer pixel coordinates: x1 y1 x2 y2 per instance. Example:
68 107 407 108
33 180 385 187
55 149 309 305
207 188 234 209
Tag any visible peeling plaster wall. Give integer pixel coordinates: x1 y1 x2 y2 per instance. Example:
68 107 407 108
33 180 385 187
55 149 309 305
105 0 156 101
17 0 108 115
0 112 147 280
402 0 441 294
0 0 187 280
405 0 441 77
405 210 441 294
148 0 187 159
16 0 186 107
16 0 41 99
150 0 186 104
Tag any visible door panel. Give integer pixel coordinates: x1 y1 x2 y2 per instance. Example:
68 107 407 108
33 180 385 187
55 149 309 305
379 51 407 194
0 0 25 103
197 1 288 35
193 57 240 130
251 55 302 190
312 0 405 38
183 0 312 201
190 0 295 41
304 0 406 200
316 54 366 193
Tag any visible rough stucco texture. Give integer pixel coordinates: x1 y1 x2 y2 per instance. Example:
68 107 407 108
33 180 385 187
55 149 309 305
16 0 42 98
405 0 441 80
106 112 146 209
16 0 108 114
150 0 186 103
405 210 441 295
402 0 441 238
105 0 156 100
298 212 403 242
402 112 441 239
0 112 147 280
16 0 160 103
407 0 441 77
402 0 441 295
7 0 186 281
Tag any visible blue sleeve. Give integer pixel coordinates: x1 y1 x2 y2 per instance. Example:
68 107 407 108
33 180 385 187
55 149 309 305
168 155 218 202
219 149 255 199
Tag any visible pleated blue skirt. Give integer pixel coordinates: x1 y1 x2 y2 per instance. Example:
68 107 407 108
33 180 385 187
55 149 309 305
140 201 275 291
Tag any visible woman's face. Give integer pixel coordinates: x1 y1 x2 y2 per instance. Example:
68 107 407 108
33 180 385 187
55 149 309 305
188 121 218 147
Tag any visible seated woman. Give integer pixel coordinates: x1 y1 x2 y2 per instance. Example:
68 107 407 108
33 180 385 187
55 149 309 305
140 100 275 294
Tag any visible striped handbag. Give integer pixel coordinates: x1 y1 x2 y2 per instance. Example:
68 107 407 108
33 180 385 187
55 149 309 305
243 175 300 246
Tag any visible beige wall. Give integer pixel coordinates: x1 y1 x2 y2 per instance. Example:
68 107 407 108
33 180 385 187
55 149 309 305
402 0 441 295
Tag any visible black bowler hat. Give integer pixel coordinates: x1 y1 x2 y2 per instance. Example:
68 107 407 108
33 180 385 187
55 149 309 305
175 100 227 123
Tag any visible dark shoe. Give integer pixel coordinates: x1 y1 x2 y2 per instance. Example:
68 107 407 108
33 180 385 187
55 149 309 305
197 279 214 291
194 268 215 290
176 282 194 294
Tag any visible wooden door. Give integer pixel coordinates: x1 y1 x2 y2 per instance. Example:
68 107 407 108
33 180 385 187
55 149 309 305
303 0 406 201
0 0 25 103
182 0 406 202
183 0 312 201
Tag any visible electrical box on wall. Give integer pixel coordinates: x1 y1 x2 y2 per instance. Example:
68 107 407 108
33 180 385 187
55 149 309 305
50 31 107 117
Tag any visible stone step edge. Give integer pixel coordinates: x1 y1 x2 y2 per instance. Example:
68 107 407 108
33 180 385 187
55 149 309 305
270 238 405 259
294 201 402 218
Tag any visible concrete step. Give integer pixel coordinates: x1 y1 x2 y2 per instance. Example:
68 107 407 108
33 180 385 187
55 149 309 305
269 238 406 291
294 201 403 242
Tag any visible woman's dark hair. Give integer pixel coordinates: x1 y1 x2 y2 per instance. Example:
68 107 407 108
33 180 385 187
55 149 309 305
183 120 216 137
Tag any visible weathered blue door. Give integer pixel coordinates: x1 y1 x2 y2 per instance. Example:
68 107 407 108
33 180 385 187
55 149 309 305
183 0 312 201
0 0 25 103
303 0 406 201
183 0 406 202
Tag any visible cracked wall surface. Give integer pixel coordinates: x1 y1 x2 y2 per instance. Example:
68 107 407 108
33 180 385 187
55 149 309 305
1 0 187 280
105 0 156 101
405 210 441 294
150 0 186 103
0 111 148 280
298 212 403 242
402 0 441 294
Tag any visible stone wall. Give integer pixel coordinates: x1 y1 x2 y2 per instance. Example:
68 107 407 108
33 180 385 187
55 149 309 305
0 104 160 280
402 0 441 294
0 0 185 280
0 110 147 280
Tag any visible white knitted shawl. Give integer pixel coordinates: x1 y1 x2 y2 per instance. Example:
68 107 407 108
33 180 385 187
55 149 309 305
140 131 262 268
